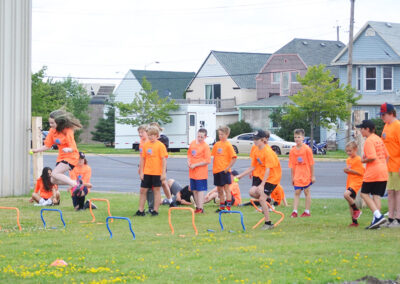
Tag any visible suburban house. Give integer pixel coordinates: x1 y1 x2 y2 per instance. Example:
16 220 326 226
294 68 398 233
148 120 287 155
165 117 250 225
185 50 271 126
331 21 400 149
237 38 345 136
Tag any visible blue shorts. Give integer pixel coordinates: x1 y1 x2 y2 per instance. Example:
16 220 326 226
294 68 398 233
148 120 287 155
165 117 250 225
294 182 312 190
213 171 232 187
190 179 208 191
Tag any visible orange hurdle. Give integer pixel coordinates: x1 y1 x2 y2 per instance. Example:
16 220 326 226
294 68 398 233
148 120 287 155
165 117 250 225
250 199 285 229
0 207 22 231
89 198 112 223
168 207 198 236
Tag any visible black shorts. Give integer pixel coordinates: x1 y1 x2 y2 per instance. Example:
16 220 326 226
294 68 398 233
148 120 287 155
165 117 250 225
252 177 277 195
213 171 231 186
56 160 75 170
347 187 357 199
141 175 161 189
361 181 387 197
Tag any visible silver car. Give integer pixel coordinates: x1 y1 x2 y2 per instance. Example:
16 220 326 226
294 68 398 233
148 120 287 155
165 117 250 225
228 132 296 155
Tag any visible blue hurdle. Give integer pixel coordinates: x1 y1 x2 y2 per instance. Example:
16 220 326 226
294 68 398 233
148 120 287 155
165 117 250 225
40 208 66 229
218 210 246 232
106 216 135 240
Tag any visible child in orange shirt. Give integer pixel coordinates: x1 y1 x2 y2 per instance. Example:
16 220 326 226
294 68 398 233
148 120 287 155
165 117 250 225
31 109 83 192
204 170 242 206
69 152 93 211
235 130 282 230
211 126 237 211
356 120 388 229
136 126 168 216
30 167 60 206
187 128 211 213
289 129 315 218
343 141 365 227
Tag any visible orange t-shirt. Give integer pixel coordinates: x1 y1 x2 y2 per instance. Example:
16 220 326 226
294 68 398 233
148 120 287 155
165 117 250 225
363 134 389 182
34 177 58 199
70 164 92 195
230 182 241 206
345 155 365 193
139 138 148 155
288 144 314 187
44 128 79 166
271 184 285 205
188 140 211 180
141 140 168 175
381 119 400 172
211 140 237 174
251 145 282 185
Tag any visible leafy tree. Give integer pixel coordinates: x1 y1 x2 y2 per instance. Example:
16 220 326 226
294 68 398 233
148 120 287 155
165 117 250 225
269 106 309 141
115 77 179 126
227 120 253 138
283 65 359 149
91 102 115 145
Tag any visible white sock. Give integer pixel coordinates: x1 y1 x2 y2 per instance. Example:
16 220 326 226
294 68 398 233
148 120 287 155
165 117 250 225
293 210 297 213
304 210 310 214
373 210 382 218
168 198 173 203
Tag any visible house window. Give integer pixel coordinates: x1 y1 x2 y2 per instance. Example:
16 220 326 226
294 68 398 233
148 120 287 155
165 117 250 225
356 67 361 91
291 72 298 83
205 84 221 100
364 112 369 120
382 67 393 91
365 67 376 91
272 73 280 83
281 72 290 95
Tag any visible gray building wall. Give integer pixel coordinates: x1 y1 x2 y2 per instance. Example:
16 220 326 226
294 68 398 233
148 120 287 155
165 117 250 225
80 103 106 144
0 0 32 196
241 108 273 130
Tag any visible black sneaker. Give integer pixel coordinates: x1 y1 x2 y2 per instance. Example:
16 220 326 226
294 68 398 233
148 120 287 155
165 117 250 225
150 210 159 216
134 210 145 217
215 208 224 213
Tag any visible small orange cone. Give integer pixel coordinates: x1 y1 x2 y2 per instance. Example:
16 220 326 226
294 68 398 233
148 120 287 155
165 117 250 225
50 259 68 266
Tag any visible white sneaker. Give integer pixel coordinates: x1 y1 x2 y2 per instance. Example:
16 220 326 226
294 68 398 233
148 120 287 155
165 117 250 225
34 198 45 206
385 220 400 228
43 199 53 206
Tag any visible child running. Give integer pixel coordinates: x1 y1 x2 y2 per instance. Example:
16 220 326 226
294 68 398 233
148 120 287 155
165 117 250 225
31 109 83 192
211 126 237 212
356 120 388 229
30 167 60 206
69 152 93 211
343 141 365 227
187 128 211 213
136 126 168 216
289 129 315 218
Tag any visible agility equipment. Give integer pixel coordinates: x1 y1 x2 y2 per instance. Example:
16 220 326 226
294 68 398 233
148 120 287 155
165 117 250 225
168 207 198 236
106 216 135 239
0 206 22 231
41 208 66 229
250 199 284 229
219 210 246 232
89 198 112 224
50 259 68 266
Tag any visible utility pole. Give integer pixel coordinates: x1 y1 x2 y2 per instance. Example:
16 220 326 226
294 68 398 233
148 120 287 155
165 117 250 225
346 0 355 143
336 25 341 42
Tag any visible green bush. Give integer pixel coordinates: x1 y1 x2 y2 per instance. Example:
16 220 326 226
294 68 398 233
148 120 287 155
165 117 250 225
227 120 253 138
371 118 384 136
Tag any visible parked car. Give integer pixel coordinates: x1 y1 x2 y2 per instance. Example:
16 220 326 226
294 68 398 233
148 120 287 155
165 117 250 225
228 132 296 155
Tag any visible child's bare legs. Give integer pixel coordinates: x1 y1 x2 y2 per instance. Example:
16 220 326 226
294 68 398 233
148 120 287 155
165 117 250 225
344 190 354 218
257 188 270 221
283 197 288 207
395 191 400 220
30 192 41 203
52 191 60 204
224 184 232 210
387 190 395 219
304 187 311 212
249 186 260 199
204 188 218 204
193 190 205 209
293 189 301 212
217 186 225 210
51 163 76 187
139 187 149 212
161 180 172 199
361 193 380 212
373 195 381 211
153 187 161 212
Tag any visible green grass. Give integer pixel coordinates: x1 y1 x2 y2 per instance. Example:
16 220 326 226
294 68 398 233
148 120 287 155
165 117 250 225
0 193 399 283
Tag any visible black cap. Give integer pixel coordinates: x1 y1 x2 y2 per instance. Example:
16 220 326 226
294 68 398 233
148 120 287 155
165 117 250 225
79 152 85 159
253 130 267 140
231 170 239 176
356 119 375 131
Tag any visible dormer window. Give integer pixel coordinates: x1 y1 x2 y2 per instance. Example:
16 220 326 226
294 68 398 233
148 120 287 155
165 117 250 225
365 28 376 37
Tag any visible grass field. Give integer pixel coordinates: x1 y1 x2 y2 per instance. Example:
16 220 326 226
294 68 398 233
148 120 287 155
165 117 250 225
0 192 399 283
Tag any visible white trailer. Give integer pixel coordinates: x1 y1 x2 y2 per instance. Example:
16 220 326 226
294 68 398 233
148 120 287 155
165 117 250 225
115 104 216 151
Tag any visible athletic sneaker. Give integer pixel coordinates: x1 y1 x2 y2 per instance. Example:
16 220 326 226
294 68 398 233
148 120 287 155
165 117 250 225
195 208 204 214
300 212 311 217
384 220 400 228
261 223 274 230
352 210 362 220
366 215 386 230
290 212 298 218
348 223 359 227
150 210 159 216
134 210 146 217
215 208 224 213
43 198 53 206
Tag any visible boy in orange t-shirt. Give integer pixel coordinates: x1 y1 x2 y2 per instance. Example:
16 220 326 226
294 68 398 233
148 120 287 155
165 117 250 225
188 128 211 213
211 126 237 211
343 141 365 227
289 129 315 218
136 126 168 216
235 130 282 230
357 120 388 229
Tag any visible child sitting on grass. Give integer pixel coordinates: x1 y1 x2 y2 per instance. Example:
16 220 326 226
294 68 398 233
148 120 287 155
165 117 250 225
204 170 242 206
30 167 60 206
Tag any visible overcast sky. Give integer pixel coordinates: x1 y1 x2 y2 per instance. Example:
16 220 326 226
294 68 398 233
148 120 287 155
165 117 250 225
32 0 400 83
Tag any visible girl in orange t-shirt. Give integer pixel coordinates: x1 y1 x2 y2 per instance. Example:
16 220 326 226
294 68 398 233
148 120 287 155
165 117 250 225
31 109 84 193
29 167 60 206
69 152 93 210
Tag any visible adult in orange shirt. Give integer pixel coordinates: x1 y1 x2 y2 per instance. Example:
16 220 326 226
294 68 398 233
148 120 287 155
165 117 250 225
187 128 211 213
236 130 282 230
31 109 83 192
380 103 400 228
29 167 60 206
343 141 365 227
356 120 388 229
289 129 315 218
69 152 93 211
204 170 242 206
136 126 168 216
211 126 237 211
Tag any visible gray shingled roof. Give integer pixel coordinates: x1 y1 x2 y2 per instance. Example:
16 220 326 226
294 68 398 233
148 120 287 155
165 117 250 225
368 21 400 56
274 38 344 77
130 70 195 100
212 51 271 89
356 94 400 106
237 96 294 108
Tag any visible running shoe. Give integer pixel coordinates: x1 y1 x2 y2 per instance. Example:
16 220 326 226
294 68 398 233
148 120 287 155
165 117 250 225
300 212 311 217
352 210 362 220
366 215 386 229
261 223 274 230
290 211 298 218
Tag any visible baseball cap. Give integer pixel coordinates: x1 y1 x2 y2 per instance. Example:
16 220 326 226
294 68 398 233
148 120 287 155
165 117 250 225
253 130 267 140
379 102 395 115
79 152 85 159
355 119 375 131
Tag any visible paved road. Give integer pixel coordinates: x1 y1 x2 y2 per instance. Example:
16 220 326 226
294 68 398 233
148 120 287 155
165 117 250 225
31 154 347 198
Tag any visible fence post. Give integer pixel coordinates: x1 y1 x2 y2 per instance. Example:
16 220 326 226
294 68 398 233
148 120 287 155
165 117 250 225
32 117 43 186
